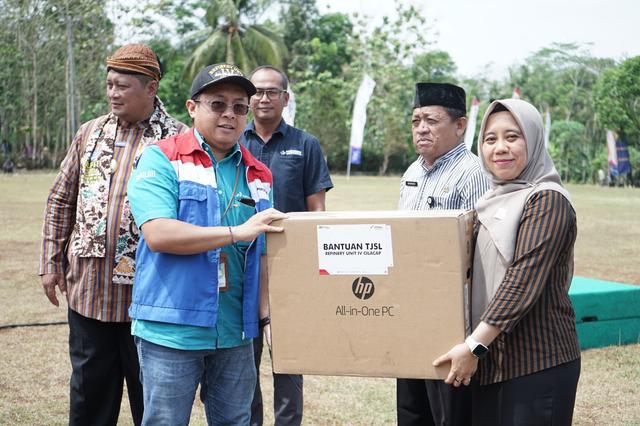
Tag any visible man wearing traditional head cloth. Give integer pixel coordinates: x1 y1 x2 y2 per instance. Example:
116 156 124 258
397 83 490 426
39 44 186 425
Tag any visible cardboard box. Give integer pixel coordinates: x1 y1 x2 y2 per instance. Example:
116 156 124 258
266 210 473 380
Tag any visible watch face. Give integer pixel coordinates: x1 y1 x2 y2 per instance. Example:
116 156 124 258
473 344 489 358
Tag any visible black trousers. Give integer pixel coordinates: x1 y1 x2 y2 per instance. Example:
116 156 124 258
472 358 581 426
68 309 143 426
397 378 472 426
250 330 303 426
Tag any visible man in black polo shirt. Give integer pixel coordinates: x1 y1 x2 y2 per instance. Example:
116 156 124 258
241 65 333 426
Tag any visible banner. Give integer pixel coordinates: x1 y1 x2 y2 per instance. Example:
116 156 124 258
464 96 479 150
282 87 296 126
544 109 551 148
348 74 376 165
616 135 632 176
606 130 618 177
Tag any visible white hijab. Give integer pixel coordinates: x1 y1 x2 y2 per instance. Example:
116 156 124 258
471 99 573 328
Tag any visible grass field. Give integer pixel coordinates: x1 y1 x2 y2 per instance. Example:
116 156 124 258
1 172 639 425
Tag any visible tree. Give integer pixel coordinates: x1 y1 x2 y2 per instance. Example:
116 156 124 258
279 0 318 73
286 9 356 170
294 72 353 169
501 43 616 182
351 2 434 174
412 50 457 83
548 120 590 182
182 0 287 78
0 0 113 168
149 39 192 124
594 56 640 143
292 1 439 174
279 1 353 80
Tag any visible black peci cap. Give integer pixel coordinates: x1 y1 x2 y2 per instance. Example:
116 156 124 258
190 63 257 99
413 82 466 111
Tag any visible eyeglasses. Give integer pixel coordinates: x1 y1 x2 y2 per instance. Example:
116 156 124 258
194 100 249 116
254 88 286 100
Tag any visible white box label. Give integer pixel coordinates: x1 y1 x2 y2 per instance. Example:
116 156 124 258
316 224 393 275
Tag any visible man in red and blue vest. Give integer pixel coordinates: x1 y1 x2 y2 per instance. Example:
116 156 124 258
127 63 286 425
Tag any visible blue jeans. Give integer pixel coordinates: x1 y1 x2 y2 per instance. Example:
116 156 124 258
136 337 256 426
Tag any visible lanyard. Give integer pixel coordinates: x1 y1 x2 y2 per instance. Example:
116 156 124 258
221 163 241 222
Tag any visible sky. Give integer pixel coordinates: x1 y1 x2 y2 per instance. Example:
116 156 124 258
316 0 640 79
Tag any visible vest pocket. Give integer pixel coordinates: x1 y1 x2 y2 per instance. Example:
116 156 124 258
178 183 210 226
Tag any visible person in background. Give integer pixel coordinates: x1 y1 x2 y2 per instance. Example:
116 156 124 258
434 98 581 426
39 43 185 426
397 82 490 426
2 157 14 173
241 65 333 426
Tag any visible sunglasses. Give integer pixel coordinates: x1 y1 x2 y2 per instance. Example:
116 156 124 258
194 100 250 116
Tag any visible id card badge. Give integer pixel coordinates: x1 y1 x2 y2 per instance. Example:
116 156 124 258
218 252 229 292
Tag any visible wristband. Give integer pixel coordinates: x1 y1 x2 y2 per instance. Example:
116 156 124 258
228 226 236 244
259 316 271 328
465 336 489 358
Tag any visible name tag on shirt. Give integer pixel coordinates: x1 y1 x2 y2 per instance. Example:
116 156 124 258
405 181 418 187
115 140 128 147
218 252 229 292
280 149 302 156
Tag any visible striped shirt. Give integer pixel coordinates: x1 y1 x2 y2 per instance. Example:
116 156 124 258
39 116 186 322
477 190 580 385
398 143 490 211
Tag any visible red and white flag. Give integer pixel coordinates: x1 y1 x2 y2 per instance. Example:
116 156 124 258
464 97 480 150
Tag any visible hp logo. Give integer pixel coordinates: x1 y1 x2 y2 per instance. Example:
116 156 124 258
352 277 374 300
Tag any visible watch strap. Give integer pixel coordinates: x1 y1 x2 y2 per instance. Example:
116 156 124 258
465 336 488 358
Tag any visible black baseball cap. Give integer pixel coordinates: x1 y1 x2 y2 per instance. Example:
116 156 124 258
190 63 257 99
414 82 466 111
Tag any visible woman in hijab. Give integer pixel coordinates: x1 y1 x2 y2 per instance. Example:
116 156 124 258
433 99 581 425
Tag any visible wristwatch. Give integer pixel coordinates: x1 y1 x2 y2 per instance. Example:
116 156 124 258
465 336 489 358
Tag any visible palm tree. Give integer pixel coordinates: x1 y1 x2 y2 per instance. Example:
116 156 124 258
183 0 287 79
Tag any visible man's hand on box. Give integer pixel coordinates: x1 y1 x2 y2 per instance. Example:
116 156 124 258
433 343 477 387
232 208 287 242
